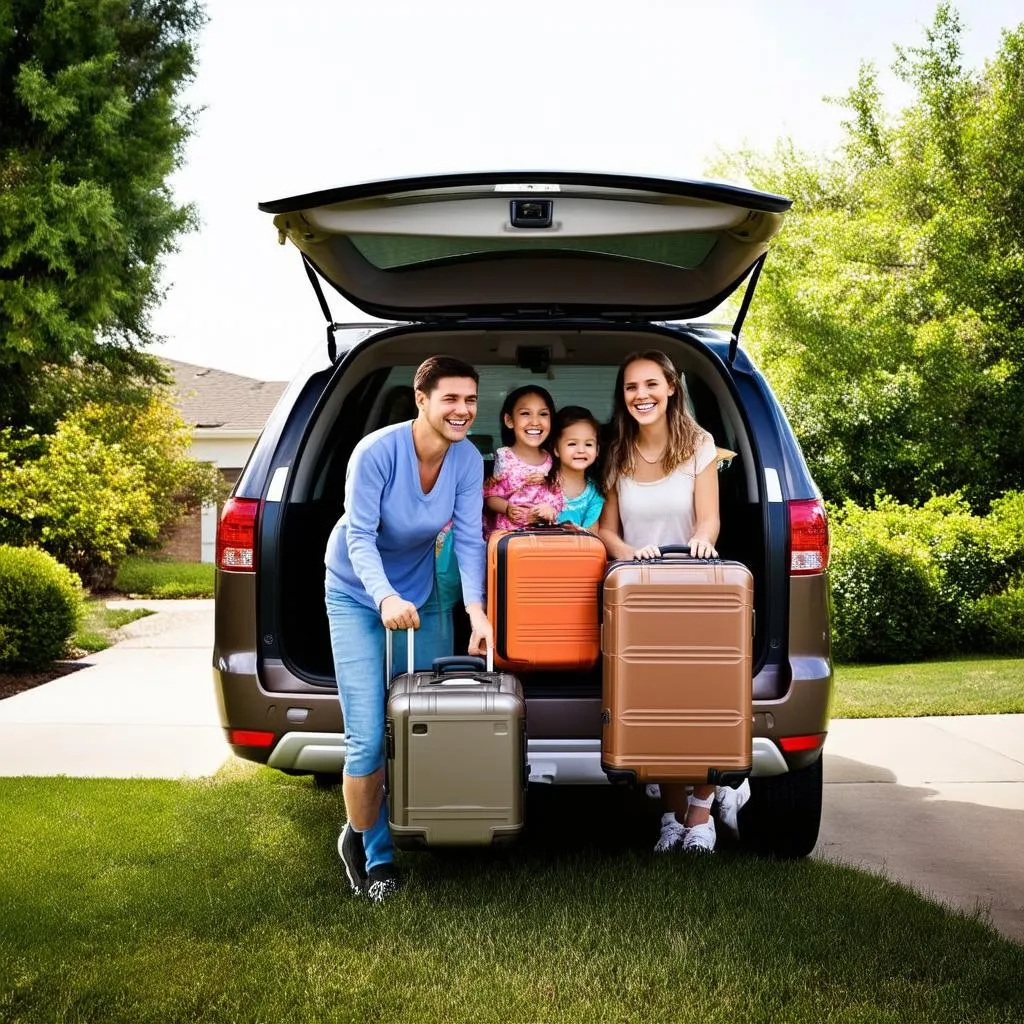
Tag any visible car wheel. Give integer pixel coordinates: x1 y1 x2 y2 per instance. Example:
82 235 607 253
739 754 822 859
313 772 342 791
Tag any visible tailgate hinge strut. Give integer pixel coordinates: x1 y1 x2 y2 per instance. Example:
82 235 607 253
301 254 342 364
729 252 767 364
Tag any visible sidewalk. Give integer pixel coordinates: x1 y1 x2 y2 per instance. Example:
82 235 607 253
0 599 228 778
0 604 1021 941
818 715 1024 942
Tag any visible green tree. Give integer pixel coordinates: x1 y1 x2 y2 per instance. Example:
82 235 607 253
719 4 1024 508
0 0 205 427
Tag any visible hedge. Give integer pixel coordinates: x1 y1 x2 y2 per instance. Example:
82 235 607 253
0 545 83 668
829 492 1024 662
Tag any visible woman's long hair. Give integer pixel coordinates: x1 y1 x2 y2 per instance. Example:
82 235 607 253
602 350 703 492
498 384 557 450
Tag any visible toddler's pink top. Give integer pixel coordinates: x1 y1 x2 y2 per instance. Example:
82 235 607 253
482 446 564 535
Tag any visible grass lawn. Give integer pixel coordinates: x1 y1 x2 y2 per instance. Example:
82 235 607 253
1 769 1021 1024
113 556 214 599
73 598 155 654
833 655 1024 719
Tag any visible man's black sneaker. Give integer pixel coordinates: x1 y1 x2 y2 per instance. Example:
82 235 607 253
366 862 402 903
338 823 367 896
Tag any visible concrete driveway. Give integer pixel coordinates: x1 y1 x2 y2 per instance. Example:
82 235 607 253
0 599 1021 943
0 599 227 778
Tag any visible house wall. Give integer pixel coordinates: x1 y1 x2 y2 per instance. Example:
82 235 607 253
153 431 257 563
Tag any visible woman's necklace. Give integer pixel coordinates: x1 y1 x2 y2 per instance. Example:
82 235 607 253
635 443 666 465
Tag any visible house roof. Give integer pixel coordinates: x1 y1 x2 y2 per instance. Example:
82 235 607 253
161 359 288 432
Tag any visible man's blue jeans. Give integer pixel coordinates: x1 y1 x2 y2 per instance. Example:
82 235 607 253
325 586 453 870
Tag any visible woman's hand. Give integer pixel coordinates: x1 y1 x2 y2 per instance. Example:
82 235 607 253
379 595 420 631
688 535 718 559
506 503 531 525
529 503 558 524
632 544 661 561
466 605 494 660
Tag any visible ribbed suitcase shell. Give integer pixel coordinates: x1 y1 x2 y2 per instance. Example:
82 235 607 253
386 650 526 848
487 529 607 670
601 558 753 785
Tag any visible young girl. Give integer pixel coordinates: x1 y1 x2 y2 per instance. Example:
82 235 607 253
483 385 563 534
550 405 605 532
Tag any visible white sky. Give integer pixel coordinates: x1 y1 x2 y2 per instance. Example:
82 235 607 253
149 0 1022 382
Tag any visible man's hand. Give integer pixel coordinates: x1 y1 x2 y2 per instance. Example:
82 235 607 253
379 595 420 631
466 604 494 661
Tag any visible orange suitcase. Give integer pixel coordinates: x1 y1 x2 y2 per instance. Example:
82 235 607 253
600 546 753 786
487 528 607 670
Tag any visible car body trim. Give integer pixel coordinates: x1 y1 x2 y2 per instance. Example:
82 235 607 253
265 733 792 781
265 466 289 503
763 467 783 502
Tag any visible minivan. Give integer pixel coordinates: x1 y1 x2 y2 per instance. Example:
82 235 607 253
213 172 831 859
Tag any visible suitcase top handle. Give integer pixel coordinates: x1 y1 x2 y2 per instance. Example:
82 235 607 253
386 627 494 683
641 544 721 562
432 655 487 675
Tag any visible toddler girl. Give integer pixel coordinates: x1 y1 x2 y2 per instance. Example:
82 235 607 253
483 385 563 535
550 406 605 532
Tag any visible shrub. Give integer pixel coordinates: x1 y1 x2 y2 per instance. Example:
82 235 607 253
830 532 942 662
0 396 223 588
0 546 83 668
963 588 1024 656
828 493 1024 661
114 557 214 599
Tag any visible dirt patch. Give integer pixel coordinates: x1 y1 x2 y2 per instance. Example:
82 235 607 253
0 662 89 701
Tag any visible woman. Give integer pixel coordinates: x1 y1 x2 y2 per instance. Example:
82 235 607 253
598 349 730 853
324 355 493 902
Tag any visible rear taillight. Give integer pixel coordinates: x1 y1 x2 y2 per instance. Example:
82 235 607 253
779 733 826 753
216 497 260 572
229 729 275 748
788 498 829 575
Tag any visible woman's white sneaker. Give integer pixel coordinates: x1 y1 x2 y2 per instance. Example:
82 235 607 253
682 817 717 853
715 779 751 839
653 812 686 853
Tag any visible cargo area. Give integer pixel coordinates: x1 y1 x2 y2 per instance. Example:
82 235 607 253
267 326 773 724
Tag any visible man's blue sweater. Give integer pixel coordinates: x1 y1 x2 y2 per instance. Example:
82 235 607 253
325 421 486 611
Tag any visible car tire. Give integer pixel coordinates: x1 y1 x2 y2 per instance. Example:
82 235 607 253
313 772 342 791
739 754 822 859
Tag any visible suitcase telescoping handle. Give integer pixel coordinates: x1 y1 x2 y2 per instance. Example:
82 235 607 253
385 627 494 683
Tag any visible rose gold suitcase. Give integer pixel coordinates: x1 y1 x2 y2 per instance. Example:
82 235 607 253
600 547 753 786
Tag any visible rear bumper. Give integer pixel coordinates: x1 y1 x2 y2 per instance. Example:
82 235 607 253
264 733 794 782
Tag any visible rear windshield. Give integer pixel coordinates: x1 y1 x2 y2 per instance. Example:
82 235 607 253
348 232 718 272
366 364 620 459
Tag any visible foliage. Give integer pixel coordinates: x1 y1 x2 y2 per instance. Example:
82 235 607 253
0 544 82 667
0 390 223 587
962 588 1024 656
829 492 1024 661
0 0 206 427
114 556 214 598
717 4 1024 508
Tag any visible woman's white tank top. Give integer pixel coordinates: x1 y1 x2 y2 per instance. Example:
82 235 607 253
617 434 717 549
